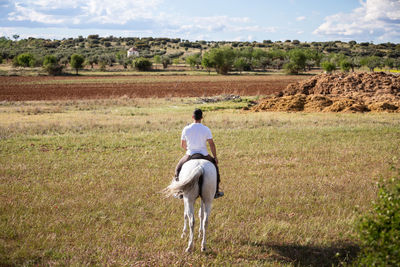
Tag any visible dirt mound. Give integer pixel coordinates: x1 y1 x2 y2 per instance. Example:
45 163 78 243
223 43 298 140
252 72 400 112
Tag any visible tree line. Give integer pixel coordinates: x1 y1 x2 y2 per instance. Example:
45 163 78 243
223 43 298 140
1 35 400 75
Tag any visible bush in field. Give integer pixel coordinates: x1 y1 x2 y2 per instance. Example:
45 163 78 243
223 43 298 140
70 54 85 75
283 62 300 74
186 53 202 69
356 170 400 266
0 56 3 64
161 56 171 69
43 55 63 75
14 53 35 67
321 61 336 73
133 57 152 71
340 60 352 72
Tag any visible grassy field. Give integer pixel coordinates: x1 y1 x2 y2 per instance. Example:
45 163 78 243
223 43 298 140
1 97 400 266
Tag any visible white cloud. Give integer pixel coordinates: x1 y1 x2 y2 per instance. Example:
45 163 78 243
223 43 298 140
4 0 277 41
9 3 66 24
81 0 163 24
314 0 400 41
296 16 306 21
8 0 164 25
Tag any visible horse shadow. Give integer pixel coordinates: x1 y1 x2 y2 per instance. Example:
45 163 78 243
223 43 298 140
249 241 359 266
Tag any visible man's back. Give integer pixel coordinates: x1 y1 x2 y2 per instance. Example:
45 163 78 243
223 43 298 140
181 123 212 156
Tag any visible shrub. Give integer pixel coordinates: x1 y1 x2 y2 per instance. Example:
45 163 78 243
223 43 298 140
321 61 336 73
161 56 171 69
70 54 85 75
340 60 352 72
186 53 201 69
133 57 152 71
15 53 35 67
356 170 400 266
283 62 300 74
43 55 63 75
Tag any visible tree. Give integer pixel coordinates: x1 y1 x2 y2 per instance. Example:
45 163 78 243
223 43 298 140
12 34 20 41
86 56 98 69
340 60 352 72
201 54 213 74
384 58 394 70
186 53 202 69
204 46 235 74
284 49 307 74
161 56 171 69
153 55 161 69
234 57 249 74
360 56 382 72
133 57 152 71
15 53 35 67
43 55 63 75
321 61 336 73
70 54 85 75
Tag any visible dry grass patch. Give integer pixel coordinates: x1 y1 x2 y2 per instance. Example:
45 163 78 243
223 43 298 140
1 98 399 266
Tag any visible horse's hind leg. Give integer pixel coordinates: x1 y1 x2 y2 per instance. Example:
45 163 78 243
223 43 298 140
181 212 188 239
198 200 204 238
185 199 195 253
201 201 212 252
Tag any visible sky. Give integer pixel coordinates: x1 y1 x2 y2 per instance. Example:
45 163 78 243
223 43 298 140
1 0 400 43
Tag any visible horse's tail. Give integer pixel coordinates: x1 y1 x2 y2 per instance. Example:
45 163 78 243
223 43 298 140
163 165 203 198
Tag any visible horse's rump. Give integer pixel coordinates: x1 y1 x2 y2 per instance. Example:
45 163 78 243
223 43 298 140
163 164 204 197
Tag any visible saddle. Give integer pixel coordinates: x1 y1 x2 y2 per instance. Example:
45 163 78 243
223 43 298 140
189 153 212 161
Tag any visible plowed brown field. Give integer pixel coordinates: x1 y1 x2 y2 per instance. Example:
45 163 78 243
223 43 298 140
0 75 307 101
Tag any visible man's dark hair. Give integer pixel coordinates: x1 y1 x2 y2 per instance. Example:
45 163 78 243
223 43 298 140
193 109 203 120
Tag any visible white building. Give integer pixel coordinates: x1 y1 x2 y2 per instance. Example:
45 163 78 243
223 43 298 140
127 47 139 57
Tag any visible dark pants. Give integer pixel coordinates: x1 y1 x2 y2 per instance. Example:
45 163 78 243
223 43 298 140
175 154 221 192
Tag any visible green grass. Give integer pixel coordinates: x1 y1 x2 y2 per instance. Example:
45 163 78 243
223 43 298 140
1 98 400 266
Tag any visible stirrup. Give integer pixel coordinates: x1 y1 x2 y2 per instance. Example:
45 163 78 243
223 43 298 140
214 191 224 199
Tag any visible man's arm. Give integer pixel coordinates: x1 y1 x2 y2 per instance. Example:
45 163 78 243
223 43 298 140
207 139 218 164
181 139 187 150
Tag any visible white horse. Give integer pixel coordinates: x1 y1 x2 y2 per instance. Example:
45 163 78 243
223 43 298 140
164 159 217 252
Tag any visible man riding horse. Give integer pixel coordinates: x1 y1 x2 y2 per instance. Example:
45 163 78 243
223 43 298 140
174 108 224 199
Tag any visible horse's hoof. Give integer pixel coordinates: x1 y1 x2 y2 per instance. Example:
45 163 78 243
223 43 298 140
185 247 193 253
181 233 186 238
201 247 206 252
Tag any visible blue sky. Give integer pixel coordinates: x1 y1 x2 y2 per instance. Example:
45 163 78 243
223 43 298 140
1 0 400 43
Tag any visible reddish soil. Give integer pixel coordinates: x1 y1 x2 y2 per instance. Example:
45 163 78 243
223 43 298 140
252 72 400 113
0 75 307 101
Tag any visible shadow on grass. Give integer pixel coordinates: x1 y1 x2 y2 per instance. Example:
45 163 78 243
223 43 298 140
251 241 359 266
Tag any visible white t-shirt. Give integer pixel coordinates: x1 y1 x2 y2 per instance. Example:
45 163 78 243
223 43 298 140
181 123 212 156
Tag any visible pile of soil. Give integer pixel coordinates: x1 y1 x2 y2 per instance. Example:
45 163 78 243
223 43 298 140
252 72 400 112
